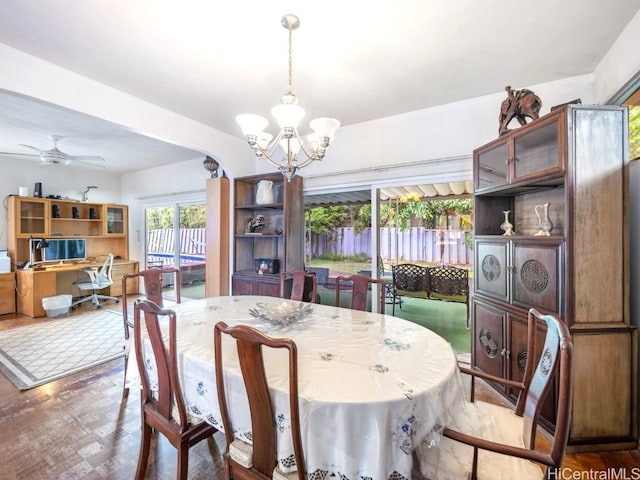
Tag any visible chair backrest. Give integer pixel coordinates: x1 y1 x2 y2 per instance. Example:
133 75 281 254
94 253 114 287
335 274 385 313
133 299 189 430
520 308 573 466
122 267 181 336
280 270 318 303
214 322 305 480
392 263 429 293
427 264 469 297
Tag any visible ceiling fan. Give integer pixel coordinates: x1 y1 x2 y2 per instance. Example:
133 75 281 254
0 134 105 166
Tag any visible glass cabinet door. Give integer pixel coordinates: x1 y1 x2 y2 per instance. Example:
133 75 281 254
512 117 563 181
475 140 509 190
105 205 126 235
16 198 48 237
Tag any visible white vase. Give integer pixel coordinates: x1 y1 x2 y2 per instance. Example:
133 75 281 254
255 180 274 205
500 210 515 236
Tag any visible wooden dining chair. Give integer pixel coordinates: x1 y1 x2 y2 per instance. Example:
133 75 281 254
214 321 305 480
418 308 573 480
132 299 217 480
335 274 385 313
280 270 319 303
121 267 181 397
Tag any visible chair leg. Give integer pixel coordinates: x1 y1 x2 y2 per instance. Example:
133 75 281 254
135 422 152 480
122 352 130 398
177 442 189 480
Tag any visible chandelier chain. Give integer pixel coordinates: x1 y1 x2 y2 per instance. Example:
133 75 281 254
287 25 294 95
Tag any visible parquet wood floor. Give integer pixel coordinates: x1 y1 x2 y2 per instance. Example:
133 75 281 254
0 312 638 479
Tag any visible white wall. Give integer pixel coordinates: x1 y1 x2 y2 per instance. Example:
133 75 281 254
593 9 640 103
0 157 120 252
301 74 594 191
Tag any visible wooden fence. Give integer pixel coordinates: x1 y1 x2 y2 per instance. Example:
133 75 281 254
147 228 206 255
308 227 472 265
146 226 472 266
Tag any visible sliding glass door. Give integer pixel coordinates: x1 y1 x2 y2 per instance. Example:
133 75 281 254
145 201 206 300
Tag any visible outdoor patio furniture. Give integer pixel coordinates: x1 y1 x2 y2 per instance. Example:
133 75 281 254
391 264 429 315
427 264 470 327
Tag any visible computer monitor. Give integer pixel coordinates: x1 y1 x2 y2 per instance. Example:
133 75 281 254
30 238 87 264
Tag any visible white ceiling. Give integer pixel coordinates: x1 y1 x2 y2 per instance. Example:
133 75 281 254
0 0 638 174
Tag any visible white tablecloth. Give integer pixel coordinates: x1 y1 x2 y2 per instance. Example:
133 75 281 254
129 295 464 480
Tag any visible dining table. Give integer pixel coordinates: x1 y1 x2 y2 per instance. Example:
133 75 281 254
127 295 465 480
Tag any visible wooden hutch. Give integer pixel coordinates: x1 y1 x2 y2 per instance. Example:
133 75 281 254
231 173 304 297
6 196 138 317
471 104 637 451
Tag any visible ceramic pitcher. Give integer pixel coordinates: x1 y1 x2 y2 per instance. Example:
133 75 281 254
256 180 274 205
534 202 553 236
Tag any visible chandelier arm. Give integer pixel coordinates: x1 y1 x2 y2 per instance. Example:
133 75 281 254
253 130 285 168
290 129 320 168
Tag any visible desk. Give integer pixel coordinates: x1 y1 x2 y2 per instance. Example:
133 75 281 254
16 259 139 317
131 296 464 480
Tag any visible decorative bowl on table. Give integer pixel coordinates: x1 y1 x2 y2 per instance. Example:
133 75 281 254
248 301 313 326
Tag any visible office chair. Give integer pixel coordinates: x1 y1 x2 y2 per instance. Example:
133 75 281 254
72 253 119 309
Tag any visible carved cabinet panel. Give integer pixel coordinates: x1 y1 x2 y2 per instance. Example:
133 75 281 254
475 237 562 314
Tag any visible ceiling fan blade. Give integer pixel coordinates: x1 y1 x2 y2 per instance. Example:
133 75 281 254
0 151 41 157
17 143 44 153
67 155 106 163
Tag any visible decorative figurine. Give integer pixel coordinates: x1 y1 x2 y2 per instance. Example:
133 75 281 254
498 85 542 136
245 215 266 233
203 156 220 178
500 210 515 236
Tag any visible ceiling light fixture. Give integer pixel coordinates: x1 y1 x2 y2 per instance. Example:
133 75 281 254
236 14 340 180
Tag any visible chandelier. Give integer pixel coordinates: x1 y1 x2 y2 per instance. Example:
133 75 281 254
236 14 340 180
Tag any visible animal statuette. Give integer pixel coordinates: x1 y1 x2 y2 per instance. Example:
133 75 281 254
245 215 266 233
498 85 542 135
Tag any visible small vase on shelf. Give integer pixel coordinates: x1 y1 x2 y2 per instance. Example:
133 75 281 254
500 210 515 236
534 202 553 236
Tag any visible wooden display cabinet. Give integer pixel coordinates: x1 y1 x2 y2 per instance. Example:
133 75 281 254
232 173 304 297
13 198 48 237
474 110 565 193
104 204 126 235
8 196 130 267
471 105 637 451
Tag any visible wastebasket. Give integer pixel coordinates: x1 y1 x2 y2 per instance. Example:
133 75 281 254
42 294 72 318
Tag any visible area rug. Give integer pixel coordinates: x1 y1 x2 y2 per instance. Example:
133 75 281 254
0 309 125 390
